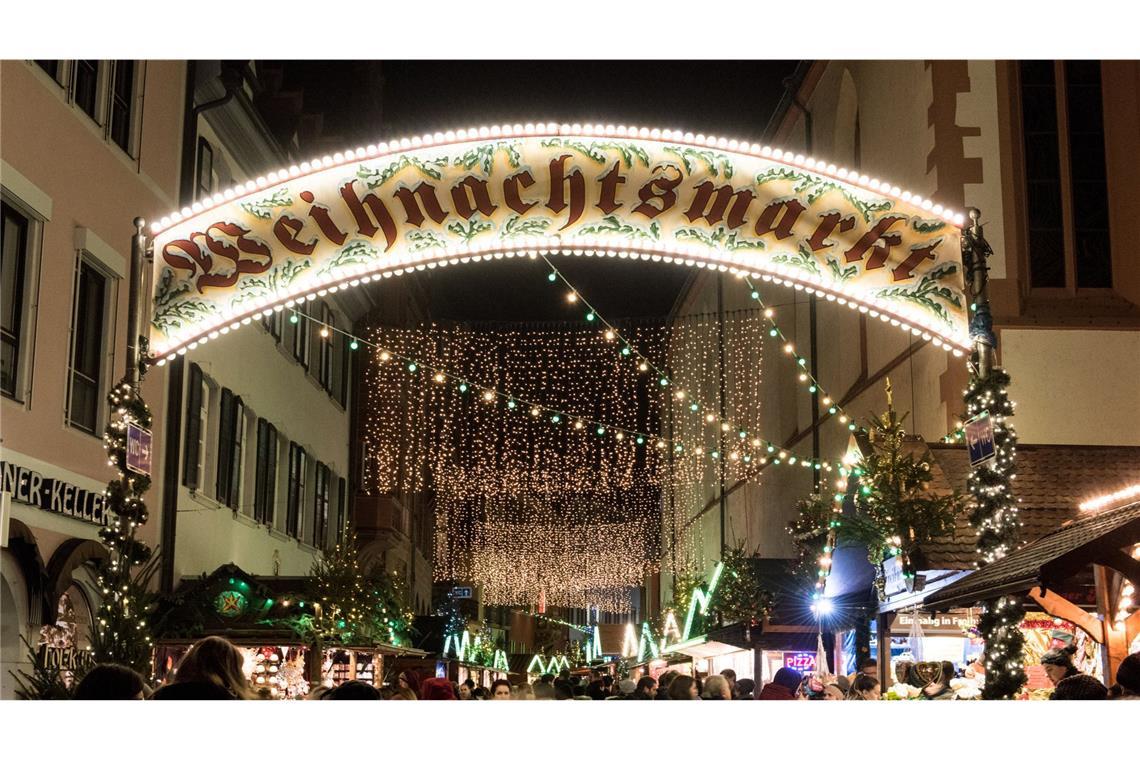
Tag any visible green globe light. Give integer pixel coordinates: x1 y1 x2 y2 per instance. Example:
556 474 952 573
289 314 299 324
349 340 359 350
548 272 557 282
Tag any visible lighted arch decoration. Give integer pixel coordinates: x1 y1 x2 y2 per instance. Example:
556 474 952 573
148 123 971 363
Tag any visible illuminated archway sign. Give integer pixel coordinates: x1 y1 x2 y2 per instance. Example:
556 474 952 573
147 123 970 363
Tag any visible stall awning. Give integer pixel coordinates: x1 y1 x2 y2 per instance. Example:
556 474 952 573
663 635 746 659
924 499 1140 610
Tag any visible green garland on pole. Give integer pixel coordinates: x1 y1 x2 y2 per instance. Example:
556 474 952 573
92 380 159 675
964 368 1026 699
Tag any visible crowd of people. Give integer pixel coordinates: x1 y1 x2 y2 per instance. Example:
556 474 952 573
67 635 1140 701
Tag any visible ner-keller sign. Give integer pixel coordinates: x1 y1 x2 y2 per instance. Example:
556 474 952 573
148 128 968 359
1 461 108 526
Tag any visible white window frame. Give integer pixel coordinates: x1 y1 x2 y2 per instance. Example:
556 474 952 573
0 189 46 406
65 253 116 436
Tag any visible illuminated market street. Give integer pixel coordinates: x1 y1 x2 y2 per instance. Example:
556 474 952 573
3 44 1139 717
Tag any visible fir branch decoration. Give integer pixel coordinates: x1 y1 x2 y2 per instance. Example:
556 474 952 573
675 226 765 251
963 368 1026 699
500 215 551 238
577 214 660 240
358 156 446 189
873 261 961 327
10 636 77 700
90 381 161 675
240 187 293 220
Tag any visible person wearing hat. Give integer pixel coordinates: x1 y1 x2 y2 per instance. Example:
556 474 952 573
606 678 637 699
757 667 802 700
1051 674 1107 700
1040 645 1080 686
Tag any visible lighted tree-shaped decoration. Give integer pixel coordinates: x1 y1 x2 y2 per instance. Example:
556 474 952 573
787 490 837 591
857 380 962 598
91 380 161 675
963 367 1026 699
709 545 773 626
307 533 368 644
671 570 702 623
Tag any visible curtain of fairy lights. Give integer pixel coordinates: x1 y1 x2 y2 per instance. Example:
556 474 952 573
358 313 765 613
663 311 766 576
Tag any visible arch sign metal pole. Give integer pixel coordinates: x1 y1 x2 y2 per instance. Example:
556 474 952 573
134 123 972 367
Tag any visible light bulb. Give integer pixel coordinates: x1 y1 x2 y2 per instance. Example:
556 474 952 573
567 292 578 303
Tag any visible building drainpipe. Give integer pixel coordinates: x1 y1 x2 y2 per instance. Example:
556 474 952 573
159 61 243 593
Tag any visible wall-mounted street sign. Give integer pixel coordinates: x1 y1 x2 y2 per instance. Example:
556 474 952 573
964 412 996 467
126 422 152 475
147 125 969 362
451 586 473 599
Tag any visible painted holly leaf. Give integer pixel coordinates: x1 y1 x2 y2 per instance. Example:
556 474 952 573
152 297 217 335
872 262 962 327
447 218 494 242
500 215 551 238
771 243 823 278
358 156 445 188
407 230 447 251
675 226 765 251
540 138 650 168
232 259 312 306
664 146 733 179
911 218 946 233
240 188 293 220
755 168 893 222
577 214 660 240
826 256 860 282
318 241 380 276
453 141 522 173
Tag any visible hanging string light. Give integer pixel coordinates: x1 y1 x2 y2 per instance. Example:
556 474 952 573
737 273 862 435
289 306 842 470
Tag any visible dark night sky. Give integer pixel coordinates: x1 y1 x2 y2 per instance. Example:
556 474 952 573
289 60 802 322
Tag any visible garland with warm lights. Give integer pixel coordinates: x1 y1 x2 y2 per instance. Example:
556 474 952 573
963 367 1026 699
91 381 159 675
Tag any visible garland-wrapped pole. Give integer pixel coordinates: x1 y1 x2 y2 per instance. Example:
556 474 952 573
962 208 1026 699
91 218 158 675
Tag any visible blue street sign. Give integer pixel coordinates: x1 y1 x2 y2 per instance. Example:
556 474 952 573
965 412 996 467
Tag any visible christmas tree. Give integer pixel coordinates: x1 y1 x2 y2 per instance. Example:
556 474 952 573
964 368 1026 699
857 380 962 595
307 532 368 644
709 545 772 625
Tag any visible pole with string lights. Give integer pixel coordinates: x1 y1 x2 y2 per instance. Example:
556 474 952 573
91 218 159 674
961 208 1026 699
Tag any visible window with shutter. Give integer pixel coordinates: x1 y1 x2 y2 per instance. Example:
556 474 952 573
216 388 234 503
182 363 203 487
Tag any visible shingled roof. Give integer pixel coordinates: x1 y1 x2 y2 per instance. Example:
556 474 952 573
923 499 1140 609
919 443 1140 570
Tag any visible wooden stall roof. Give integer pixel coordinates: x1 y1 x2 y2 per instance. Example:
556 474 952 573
924 499 1140 609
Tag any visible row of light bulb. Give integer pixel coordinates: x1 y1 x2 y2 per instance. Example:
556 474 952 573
152 240 970 362
151 122 965 235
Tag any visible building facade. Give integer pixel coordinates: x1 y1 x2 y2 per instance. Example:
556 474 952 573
662 60 1140 608
1 60 434 695
1 59 184 697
